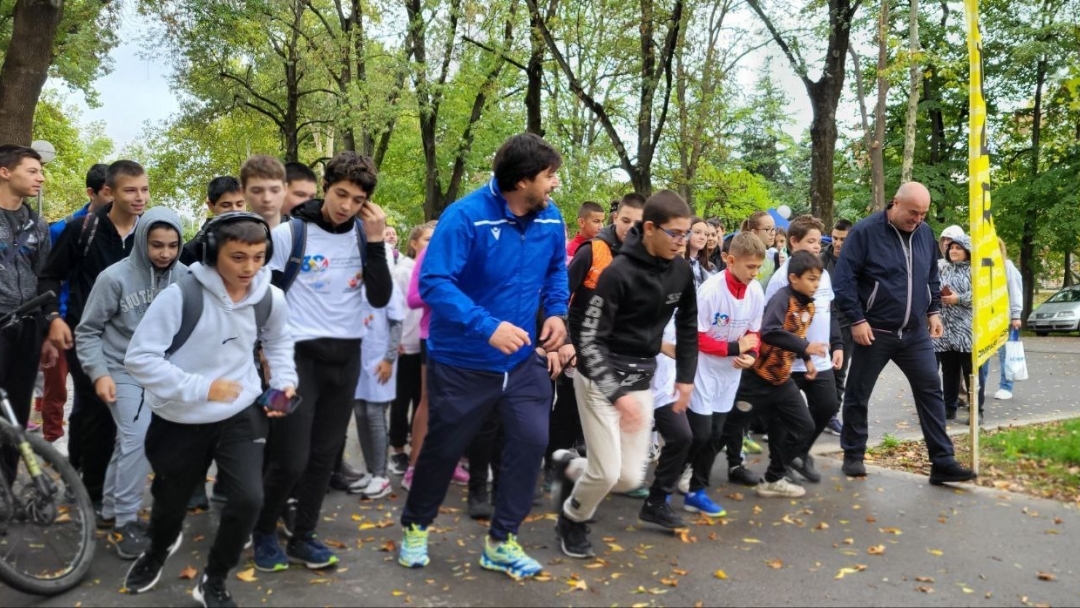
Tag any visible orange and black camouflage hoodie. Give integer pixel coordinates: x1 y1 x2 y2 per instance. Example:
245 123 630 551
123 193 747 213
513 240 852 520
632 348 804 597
753 285 815 385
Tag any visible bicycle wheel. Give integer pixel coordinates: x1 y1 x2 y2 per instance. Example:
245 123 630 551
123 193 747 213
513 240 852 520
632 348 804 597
0 420 96 596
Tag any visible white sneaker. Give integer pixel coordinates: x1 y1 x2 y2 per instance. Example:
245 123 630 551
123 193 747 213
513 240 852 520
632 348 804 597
347 473 374 494
755 477 806 498
647 442 661 464
994 389 1013 400
362 477 392 499
677 466 692 495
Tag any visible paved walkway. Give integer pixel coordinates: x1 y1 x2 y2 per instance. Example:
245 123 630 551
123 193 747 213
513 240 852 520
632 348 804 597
5 337 1078 607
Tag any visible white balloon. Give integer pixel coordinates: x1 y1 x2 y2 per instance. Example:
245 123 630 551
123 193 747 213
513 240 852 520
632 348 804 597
777 204 792 220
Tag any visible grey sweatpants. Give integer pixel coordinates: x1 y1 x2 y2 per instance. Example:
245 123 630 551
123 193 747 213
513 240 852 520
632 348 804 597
354 399 391 477
101 381 152 525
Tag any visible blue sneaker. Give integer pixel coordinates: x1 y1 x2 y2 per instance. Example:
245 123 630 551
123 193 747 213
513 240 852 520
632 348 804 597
253 531 288 572
286 533 339 569
683 489 727 518
479 535 543 580
398 524 430 568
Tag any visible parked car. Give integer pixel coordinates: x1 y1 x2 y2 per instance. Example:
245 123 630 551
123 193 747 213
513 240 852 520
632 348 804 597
1027 285 1080 336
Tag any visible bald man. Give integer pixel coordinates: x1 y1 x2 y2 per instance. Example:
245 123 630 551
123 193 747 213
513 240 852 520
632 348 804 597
832 182 976 485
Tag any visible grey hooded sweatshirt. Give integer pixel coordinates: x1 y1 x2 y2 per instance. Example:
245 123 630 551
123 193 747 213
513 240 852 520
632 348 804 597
76 206 187 384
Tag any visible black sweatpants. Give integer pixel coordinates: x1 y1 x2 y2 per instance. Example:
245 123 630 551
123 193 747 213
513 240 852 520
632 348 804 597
390 353 422 449
939 350 985 415
256 338 362 539
735 371 813 483
0 315 43 479
144 405 267 578
792 369 838 456
545 372 583 464
66 347 116 504
649 404 692 499
686 410 728 493
466 408 503 497
833 325 854 408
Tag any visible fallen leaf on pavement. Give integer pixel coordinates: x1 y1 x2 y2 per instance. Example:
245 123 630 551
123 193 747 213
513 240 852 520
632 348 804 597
324 539 347 549
380 540 396 552
179 566 198 580
727 492 744 501
917 586 934 593
878 527 902 535
742 538 761 544
660 577 679 587
815 522 829 530
607 543 625 552
713 569 728 580
868 545 886 556
927 549 944 556
533 573 552 582
1037 572 1056 582
842 538 854 545
392 590 406 596
915 576 934 583
677 529 696 543
672 568 688 576
568 579 588 591
235 568 257 583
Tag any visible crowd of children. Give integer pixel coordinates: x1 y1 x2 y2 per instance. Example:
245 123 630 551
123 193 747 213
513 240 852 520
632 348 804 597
0 137 997 606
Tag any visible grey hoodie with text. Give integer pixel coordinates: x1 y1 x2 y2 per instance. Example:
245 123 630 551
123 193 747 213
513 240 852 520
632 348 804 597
76 206 187 384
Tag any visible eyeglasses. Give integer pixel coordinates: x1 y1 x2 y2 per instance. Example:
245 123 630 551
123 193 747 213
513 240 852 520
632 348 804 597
658 227 689 243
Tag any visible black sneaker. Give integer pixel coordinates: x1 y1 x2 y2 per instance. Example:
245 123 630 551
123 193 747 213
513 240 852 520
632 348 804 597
468 491 494 520
929 462 977 486
328 472 351 492
96 511 116 530
727 465 761 487
550 449 577 512
193 573 237 608
111 521 151 560
639 497 686 530
841 458 867 477
388 453 410 476
789 454 822 483
945 409 957 421
280 500 297 539
123 530 183 593
188 486 210 512
555 513 593 559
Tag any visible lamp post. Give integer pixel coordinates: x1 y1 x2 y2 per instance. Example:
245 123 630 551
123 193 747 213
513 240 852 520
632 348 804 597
30 140 56 216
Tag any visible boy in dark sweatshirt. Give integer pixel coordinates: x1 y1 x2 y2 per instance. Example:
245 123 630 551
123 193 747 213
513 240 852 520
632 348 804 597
736 250 829 499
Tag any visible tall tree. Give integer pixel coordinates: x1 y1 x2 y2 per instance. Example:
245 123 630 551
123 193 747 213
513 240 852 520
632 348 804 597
746 0 861 229
901 0 921 182
0 0 64 144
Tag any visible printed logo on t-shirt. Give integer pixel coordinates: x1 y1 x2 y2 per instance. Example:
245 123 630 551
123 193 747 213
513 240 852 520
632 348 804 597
712 313 731 326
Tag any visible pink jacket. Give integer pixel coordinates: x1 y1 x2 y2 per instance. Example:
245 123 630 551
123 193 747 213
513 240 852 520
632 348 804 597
407 248 431 339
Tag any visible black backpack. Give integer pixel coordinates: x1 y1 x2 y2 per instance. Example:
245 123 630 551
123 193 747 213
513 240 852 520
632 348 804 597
276 217 368 292
164 272 273 357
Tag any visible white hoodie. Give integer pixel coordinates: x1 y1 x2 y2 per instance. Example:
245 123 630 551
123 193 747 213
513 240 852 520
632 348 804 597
124 262 297 424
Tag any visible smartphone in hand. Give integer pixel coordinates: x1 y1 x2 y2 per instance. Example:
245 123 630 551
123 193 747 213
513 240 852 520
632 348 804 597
257 388 302 415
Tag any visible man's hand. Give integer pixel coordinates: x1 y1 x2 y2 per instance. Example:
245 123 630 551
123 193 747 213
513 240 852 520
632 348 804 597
538 316 567 352
358 201 387 242
732 354 755 369
40 341 58 369
488 321 531 355
265 385 297 418
832 349 844 370
557 343 576 367
1011 319 1022 330
805 359 818 381
208 379 242 403
544 350 563 379
614 394 645 433
806 342 829 357
737 333 759 353
852 322 875 346
672 383 693 414
94 376 117 403
942 293 960 306
48 318 73 351
928 314 944 338
375 360 393 384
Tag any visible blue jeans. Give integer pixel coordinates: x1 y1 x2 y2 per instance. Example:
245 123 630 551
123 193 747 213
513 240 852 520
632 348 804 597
980 328 1018 392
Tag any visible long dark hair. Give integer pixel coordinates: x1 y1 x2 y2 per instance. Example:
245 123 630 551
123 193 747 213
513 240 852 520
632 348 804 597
684 216 714 272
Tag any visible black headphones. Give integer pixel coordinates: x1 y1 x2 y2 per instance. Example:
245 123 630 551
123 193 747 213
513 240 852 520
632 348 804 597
196 212 274 266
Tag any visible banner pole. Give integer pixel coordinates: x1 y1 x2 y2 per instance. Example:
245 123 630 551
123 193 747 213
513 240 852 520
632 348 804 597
969 366 979 474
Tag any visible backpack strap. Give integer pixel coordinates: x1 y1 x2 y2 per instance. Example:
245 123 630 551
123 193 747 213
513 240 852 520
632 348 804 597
353 220 368 270
277 217 307 293
165 273 203 357
253 288 273 333
77 213 100 258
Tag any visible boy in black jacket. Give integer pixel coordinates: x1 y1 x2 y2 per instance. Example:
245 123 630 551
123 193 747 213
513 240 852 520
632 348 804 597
552 190 698 559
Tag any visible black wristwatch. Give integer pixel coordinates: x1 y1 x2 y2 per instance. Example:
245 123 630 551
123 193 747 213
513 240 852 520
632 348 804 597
45 312 61 323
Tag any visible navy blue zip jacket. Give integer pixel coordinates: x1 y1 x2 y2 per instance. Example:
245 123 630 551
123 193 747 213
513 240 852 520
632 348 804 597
420 177 569 372
832 208 941 336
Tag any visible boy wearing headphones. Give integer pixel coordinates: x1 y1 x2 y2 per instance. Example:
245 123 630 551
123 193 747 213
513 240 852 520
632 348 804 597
122 213 297 606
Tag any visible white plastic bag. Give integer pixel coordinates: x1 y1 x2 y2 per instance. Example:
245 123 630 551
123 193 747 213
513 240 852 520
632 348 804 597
1005 339 1028 381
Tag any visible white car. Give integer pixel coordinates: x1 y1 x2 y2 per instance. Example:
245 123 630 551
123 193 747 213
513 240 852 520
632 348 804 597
1027 285 1080 336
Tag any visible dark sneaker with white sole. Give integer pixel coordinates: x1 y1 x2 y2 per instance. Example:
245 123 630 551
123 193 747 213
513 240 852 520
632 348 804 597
639 497 687 529
123 531 183 594
555 512 593 559
111 521 151 560
929 462 977 486
727 465 761 487
193 573 237 607
789 454 821 483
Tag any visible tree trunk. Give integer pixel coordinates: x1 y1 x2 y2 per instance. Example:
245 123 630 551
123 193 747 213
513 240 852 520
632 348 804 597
901 0 921 183
1019 58 1046 321
807 89 838 229
526 9 546 135
0 0 65 145
1064 250 1074 287
870 0 888 211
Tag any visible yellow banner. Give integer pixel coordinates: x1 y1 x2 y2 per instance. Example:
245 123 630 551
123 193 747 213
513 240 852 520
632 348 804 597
965 0 1009 367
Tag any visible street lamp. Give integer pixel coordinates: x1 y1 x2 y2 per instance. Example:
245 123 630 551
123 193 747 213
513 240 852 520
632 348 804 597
30 140 55 216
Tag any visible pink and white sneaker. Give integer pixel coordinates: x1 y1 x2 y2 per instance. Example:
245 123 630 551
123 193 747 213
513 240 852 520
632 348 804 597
402 467 414 491
451 463 469 485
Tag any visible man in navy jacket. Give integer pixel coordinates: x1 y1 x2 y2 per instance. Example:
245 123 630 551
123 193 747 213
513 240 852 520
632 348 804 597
832 182 976 486
398 133 569 580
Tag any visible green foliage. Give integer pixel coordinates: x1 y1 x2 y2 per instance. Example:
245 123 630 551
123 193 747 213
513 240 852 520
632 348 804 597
31 91 114 221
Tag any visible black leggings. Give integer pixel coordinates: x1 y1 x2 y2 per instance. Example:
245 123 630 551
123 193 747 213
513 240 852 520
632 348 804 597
390 353 422 449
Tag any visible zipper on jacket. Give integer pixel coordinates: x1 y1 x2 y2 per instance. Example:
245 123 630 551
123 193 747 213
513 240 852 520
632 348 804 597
888 224 914 335
866 281 880 312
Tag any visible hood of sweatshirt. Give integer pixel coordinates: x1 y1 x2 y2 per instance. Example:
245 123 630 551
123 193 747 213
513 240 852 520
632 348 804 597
291 198 356 234
73 206 188 383
620 224 673 271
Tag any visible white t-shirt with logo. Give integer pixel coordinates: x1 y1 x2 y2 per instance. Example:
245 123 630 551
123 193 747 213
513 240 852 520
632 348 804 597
765 262 834 373
270 221 373 343
651 315 678 409
690 271 765 415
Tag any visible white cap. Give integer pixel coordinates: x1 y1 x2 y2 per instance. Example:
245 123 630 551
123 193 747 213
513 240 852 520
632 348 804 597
940 225 966 241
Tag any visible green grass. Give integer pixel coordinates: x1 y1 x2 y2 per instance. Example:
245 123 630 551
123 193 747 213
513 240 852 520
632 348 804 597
879 432 901 450
982 418 1080 465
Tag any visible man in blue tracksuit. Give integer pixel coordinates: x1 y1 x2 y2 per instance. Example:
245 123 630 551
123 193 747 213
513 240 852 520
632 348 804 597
398 133 569 580
832 182 976 486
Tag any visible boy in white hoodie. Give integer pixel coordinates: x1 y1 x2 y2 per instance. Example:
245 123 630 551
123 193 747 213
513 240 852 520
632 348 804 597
75 206 187 560
122 213 296 606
